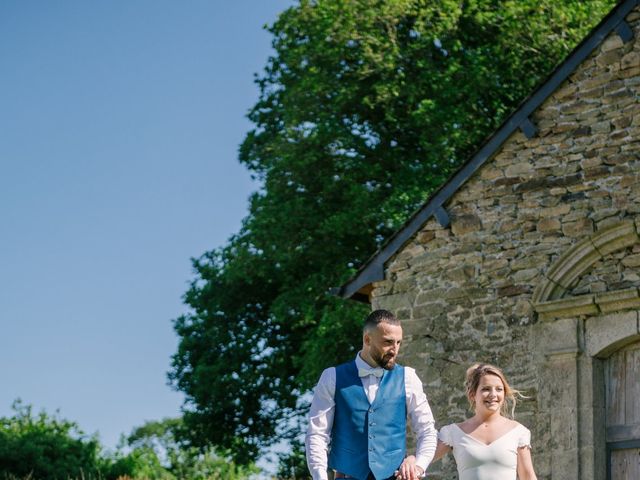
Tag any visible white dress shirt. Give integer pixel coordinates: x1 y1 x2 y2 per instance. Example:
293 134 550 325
305 353 437 480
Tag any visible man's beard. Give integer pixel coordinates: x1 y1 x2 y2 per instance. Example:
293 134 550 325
373 350 396 370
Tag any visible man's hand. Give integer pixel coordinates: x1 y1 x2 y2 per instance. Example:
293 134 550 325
394 455 424 480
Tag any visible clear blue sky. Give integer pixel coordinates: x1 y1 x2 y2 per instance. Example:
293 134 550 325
0 0 293 454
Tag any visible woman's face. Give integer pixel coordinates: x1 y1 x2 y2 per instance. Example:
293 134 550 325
473 373 504 414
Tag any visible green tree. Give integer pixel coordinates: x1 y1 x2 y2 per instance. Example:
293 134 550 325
169 0 615 463
0 400 255 480
125 418 258 480
276 439 309 480
0 400 103 480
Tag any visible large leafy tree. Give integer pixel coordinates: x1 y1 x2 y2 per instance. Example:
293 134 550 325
169 0 614 463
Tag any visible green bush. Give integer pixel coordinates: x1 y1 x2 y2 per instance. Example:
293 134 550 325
0 400 104 480
0 402 258 480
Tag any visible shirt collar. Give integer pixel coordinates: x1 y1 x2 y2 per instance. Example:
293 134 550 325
355 351 377 370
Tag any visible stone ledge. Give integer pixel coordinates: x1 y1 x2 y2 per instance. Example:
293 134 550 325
595 287 640 312
536 295 598 321
534 287 640 320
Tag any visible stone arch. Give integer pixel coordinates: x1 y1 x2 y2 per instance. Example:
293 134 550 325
533 221 640 320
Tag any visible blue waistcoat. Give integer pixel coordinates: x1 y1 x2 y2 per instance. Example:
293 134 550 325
328 360 406 480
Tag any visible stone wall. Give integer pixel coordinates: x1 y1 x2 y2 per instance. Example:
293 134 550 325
370 8 640 480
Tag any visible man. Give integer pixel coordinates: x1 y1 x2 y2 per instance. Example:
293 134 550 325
305 309 437 480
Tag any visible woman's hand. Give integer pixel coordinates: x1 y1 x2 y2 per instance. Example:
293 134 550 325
394 455 424 480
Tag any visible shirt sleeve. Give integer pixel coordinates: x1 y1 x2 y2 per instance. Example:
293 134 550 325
305 367 336 480
518 426 532 449
405 367 437 473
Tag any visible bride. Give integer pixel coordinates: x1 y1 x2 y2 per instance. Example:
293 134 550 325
429 363 537 480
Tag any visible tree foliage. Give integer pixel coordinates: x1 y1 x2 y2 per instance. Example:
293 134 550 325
0 402 256 480
124 418 257 480
169 0 615 463
0 400 103 480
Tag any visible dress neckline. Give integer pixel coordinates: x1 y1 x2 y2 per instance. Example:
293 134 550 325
453 422 521 447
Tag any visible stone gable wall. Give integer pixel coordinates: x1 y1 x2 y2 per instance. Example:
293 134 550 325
371 8 640 480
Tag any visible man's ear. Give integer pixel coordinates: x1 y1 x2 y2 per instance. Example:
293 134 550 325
363 331 370 346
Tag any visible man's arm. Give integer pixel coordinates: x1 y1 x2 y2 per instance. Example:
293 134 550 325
405 367 437 474
305 367 336 480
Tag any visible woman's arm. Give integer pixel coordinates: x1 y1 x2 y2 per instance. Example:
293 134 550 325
516 447 537 480
430 439 452 464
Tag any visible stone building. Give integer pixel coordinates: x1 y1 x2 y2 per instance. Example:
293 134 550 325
336 1 640 478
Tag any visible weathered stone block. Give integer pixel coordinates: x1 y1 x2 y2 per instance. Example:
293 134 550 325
554 82 578 100
535 317 580 353
603 88 636 105
480 166 503 180
618 64 640 78
596 49 623 67
537 218 561 232
562 217 595 238
497 284 530 297
561 100 597 115
621 50 640 69
585 310 640 357
392 277 416 294
581 72 614 90
387 259 408 273
581 156 603 169
590 208 620 223
443 266 475 283
540 204 571 218
414 288 447 306
411 303 447 320
604 152 635 165
505 161 533 177
512 268 539 283
621 253 640 267
371 280 393 297
584 165 612 180
601 35 624 52
612 115 632 129
451 214 483 236
374 293 413 311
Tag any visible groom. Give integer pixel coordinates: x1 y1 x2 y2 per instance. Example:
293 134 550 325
305 309 437 480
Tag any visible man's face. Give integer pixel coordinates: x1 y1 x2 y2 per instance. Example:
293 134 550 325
363 322 402 370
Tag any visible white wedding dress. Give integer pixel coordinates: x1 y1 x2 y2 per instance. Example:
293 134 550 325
438 423 531 480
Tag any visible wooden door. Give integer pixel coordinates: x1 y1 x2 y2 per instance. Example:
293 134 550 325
606 341 640 479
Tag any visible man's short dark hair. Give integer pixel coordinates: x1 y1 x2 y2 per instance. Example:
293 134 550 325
363 309 400 332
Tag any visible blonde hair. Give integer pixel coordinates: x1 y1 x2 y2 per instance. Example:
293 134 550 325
465 363 524 418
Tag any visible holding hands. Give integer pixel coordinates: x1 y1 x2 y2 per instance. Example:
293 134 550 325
394 455 424 480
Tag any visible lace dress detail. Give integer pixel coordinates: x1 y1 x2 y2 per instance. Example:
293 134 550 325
437 423 531 480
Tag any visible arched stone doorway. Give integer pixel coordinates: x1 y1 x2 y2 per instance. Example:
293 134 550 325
532 221 640 479
605 341 640 479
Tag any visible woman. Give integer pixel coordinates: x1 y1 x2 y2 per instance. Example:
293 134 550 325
430 363 537 480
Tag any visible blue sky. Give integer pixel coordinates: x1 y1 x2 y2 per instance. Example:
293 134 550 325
0 0 293 457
